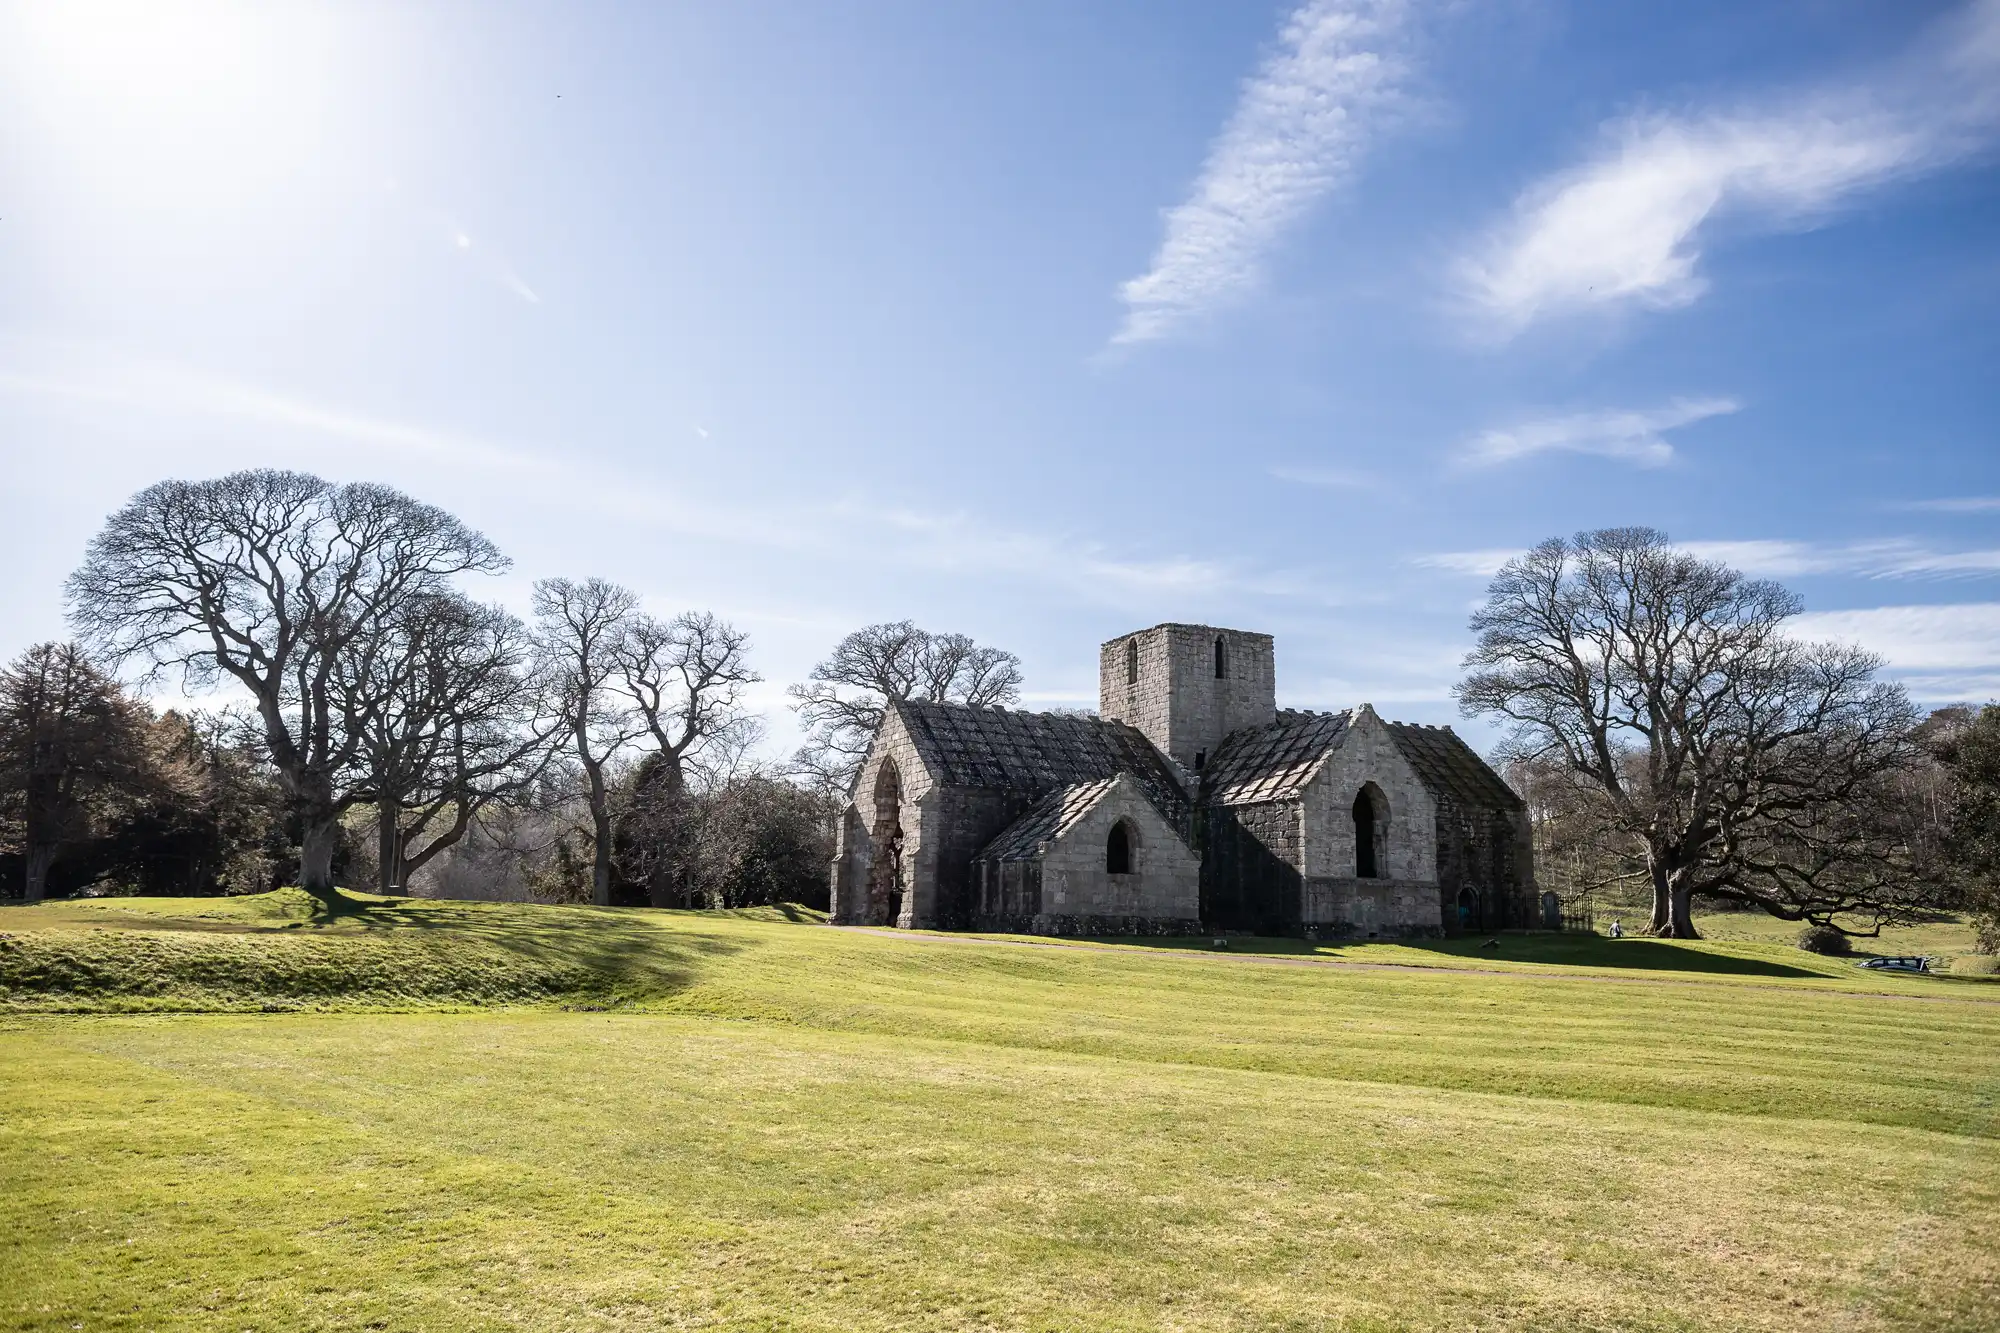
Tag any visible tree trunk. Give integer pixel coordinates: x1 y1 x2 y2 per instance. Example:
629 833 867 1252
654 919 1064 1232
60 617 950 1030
23 842 57 904
299 815 345 906
1661 880 1701 938
376 803 404 896
578 752 615 908
1646 861 1672 935
591 802 614 906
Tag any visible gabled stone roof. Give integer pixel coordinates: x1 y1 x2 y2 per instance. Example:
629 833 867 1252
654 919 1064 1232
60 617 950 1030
1385 722 1524 811
1200 707 1522 813
889 699 1188 819
974 776 1136 864
1200 708 1351 805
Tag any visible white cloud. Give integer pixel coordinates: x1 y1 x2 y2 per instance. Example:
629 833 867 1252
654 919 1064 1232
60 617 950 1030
3 349 1305 611
1458 0 2000 335
1415 536 2000 582
1791 602 2000 698
1460 396 1739 468
1268 464 1380 489
0 361 534 473
1112 0 1415 346
1903 496 2000 513
1682 538 2000 580
1410 548 1520 578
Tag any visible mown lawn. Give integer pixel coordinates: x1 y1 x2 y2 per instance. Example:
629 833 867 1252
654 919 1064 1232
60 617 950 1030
2 893 1997 1331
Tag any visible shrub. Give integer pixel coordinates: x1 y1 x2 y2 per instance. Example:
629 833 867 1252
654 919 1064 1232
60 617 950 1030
1950 954 2000 977
1797 924 1853 956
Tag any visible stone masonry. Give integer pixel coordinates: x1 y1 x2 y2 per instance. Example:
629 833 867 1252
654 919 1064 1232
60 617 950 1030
831 622 1533 938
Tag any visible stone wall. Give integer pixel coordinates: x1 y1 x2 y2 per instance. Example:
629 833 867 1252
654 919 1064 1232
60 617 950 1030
922 785 1034 929
1298 706 1437 884
1199 798 1303 932
1300 878 1446 939
1434 798 1536 932
1099 623 1276 772
1032 777 1199 927
830 711 932 927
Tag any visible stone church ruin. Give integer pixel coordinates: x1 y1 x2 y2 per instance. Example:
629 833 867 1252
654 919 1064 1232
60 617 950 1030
829 623 1534 938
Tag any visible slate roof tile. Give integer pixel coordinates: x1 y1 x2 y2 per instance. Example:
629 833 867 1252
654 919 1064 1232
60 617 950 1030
1201 708 1351 805
974 776 1130 863
1384 722 1524 811
890 699 1188 821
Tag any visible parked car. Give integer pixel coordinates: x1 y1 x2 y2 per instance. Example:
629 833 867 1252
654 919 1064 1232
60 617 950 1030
1857 956 1931 972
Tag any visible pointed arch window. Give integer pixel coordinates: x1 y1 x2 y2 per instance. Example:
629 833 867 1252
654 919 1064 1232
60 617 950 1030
1214 635 1228 679
1353 788 1379 879
1125 637 1139 685
1106 820 1135 875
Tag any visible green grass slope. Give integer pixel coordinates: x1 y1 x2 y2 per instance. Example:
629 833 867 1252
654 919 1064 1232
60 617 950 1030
2 893 1997 1331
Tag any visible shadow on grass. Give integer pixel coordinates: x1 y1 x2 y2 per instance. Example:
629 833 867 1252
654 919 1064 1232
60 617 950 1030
1386 936 1825 978
292 894 756 999
1097 931 1827 979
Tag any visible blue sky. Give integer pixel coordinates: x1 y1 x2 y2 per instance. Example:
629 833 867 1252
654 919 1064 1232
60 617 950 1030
2 0 1997 752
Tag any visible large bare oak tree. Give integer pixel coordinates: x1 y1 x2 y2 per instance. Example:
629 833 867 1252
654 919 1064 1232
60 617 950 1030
351 592 552 894
615 610 760 797
788 621 1022 797
66 470 507 905
1457 528 1930 938
530 577 644 906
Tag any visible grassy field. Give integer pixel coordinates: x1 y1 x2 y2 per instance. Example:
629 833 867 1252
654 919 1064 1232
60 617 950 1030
3 893 1997 1331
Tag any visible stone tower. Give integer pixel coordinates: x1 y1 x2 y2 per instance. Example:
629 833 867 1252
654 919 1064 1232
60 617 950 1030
1098 623 1276 773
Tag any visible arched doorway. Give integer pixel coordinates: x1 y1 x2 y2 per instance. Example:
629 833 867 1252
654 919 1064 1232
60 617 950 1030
1456 888 1477 932
869 760 904 926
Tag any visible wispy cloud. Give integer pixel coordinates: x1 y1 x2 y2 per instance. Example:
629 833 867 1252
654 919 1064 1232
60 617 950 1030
1111 0 1416 346
1410 548 1521 578
1680 538 2000 579
1460 397 1739 468
1901 496 2000 513
1268 463 1381 489
1457 0 2000 336
1791 601 2000 698
1414 535 2000 583
0 361 536 474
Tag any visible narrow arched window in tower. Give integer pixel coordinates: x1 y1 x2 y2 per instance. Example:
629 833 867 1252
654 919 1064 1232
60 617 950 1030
1106 820 1134 875
1125 637 1139 685
1214 635 1228 679
1353 789 1378 879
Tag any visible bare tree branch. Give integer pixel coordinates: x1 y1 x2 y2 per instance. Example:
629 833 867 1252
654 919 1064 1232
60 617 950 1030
66 471 507 904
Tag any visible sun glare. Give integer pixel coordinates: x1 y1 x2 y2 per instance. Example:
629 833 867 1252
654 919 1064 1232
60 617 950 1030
8 1 347 206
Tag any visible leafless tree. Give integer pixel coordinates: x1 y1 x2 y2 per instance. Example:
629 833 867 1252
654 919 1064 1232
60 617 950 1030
350 593 554 894
1502 752 1647 908
788 621 1022 796
530 577 643 906
1457 528 1931 938
0 643 158 901
65 470 508 905
1932 703 2000 953
614 611 760 796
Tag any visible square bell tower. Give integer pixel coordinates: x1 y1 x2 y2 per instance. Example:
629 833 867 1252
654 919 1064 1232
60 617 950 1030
1098 623 1276 773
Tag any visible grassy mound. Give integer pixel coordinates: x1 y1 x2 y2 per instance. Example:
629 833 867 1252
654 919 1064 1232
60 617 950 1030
0 890 817 1012
0 927 609 1011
